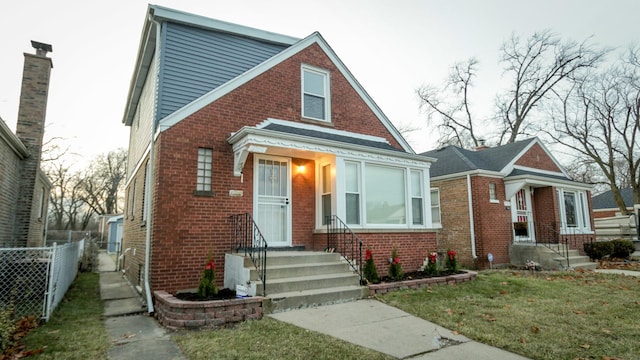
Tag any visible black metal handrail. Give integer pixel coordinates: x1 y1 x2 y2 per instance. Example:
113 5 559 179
325 215 363 285
230 213 267 296
535 222 594 269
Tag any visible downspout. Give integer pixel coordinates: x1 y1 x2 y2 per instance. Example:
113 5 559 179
142 12 161 314
467 174 477 259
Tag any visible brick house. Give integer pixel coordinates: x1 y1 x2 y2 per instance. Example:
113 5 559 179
0 41 53 248
121 5 438 310
421 138 595 269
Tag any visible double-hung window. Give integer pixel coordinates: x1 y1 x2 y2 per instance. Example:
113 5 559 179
430 188 441 226
321 164 332 224
345 162 361 225
411 170 424 225
302 65 330 122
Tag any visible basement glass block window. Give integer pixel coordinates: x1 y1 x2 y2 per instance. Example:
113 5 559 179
197 148 213 192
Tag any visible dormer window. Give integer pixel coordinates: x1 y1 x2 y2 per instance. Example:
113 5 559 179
302 65 330 122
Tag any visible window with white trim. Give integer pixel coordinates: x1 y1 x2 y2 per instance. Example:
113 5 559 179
342 162 429 228
142 160 150 221
302 65 330 122
345 162 360 225
196 148 213 192
557 189 591 232
411 170 424 225
321 164 332 224
430 188 441 225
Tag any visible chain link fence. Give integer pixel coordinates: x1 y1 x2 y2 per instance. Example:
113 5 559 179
0 240 85 321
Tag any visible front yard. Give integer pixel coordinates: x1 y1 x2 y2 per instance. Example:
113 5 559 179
380 270 640 360
14 269 640 360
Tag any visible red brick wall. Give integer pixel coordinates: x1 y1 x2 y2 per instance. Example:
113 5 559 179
431 178 473 267
470 176 513 268
124 42 414 293
515 143 561 172
313 232 437 277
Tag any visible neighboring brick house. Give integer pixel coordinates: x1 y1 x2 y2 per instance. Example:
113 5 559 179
422 138 595 269
591 188 636 218
121 6 438 307
0 41 53 248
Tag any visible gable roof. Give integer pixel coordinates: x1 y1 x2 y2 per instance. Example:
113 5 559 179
421 138 537 177
592 188 636 210
122 5 414 154
0 116 28 159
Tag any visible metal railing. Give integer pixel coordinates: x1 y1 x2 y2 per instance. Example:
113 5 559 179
534 222 594 268
325 215 363 284
0 240 84 321
230 213 267 296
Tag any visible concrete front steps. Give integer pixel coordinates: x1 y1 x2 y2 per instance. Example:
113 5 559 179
253 251 366 313
510 243 598 271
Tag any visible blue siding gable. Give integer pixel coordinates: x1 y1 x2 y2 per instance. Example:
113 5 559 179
157 22 290 120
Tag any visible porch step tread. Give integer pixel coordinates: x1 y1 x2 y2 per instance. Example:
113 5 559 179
264 285 366 313
266 272 358 284
266 284 364 299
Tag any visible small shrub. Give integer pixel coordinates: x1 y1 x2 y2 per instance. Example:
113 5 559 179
388 247 403 281
0 306 15 353
584 241 614 260
363 248 379 284
424 252 439 276
445 249 459 271
197 256 218 298
610 239 636 259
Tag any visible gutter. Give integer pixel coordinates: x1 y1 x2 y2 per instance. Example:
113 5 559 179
467 174 477 259
141 11 161 315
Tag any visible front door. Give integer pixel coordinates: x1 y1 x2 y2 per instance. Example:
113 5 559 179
254 155 291 247
512 188 535 242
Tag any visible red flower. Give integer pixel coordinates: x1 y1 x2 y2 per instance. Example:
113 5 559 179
365 249 373 261
392 257 400 265
429 252 438 263
448 250 456 260
205 260 216 270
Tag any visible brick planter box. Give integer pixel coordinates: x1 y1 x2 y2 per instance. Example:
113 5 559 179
154 291 264 329
367 271 477 296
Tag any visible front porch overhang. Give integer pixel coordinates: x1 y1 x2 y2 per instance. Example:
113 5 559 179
227 124 435 177
504 173 593 200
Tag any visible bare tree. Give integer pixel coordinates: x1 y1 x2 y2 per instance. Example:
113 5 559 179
496 30 608 144
80 148 127 215
543 47 640 214
45 159 85 230
417 58 483 148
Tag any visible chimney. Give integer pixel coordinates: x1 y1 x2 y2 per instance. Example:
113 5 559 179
14 40 53 246
475 139 489 151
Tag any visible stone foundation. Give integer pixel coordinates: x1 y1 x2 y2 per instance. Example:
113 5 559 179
154 291 263 329
367 271 477 296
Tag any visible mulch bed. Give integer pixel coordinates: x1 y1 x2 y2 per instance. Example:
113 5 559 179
174 288 236 301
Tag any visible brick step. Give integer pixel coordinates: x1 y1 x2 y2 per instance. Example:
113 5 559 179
242 251 342 267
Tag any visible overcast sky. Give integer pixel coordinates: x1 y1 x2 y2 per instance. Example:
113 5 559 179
1 0 638 167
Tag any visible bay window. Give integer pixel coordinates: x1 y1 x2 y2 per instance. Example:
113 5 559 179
340 161 429 228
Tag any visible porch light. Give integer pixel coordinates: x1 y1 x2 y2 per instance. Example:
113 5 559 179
297 164 306 174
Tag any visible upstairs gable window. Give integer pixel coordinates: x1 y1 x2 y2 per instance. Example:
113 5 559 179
302 65 330 122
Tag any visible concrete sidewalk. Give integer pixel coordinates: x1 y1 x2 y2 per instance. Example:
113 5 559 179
270 300 530 359
98 251 185 360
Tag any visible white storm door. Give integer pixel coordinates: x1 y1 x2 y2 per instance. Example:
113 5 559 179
255 156 291 247
513 188 535 242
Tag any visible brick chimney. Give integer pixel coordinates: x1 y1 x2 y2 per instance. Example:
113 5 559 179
14 41 53 246
475 139 489 151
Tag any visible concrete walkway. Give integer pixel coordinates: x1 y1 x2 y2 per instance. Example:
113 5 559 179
98 251 185 360
270 300 530 359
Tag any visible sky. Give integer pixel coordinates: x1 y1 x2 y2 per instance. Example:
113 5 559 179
1 0 638 168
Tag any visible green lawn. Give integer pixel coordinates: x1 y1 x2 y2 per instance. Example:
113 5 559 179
16 270 640 360
23 272 110 360
379 270 640 360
